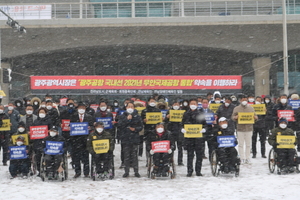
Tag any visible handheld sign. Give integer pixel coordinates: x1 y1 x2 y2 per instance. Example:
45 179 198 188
45 141 64 155
238 112 255 124
0 119 11 131
151 140 170 153
135 107 146 115
90 104 99 112
276 135 296 149
61 119 70 131
161 110 168 119
209 103 221 113
11 134 29 146
70 122 89 136
277 110 295 122
111 112 117 122
169 110 185 122
9 146 27 160
119 110 126 116
289 100 300 110
96 117 113 129
217 135 236 148
92 139 110 154
198 103 202 109
205 113 215 125
30 125 48 140
250 104 266 115
184 124 203 138
146 112 162 124
60 98 68 106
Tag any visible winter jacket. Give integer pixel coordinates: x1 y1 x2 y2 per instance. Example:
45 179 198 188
141 105 161 132
268 127 296 147
32 115 53 152
14 99 26 116
30 97 41 114
118 110 143 145
20 114 38 131
86 130 115 154
47 108 60 126
232 104 256 132
146 130 175 152
211 124 236 144
5 109 20 135
164 109 183 141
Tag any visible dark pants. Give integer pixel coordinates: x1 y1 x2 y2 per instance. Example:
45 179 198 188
72 149 89 175
34 150 43 173
217 147 238 167
153 153 171 173
175 140 183 164
207 136 218 162
120 143 124 164
0 133 9 164
276 148 295 168
186 139 204 173
296 131 300 151
93 153 110 173
123 144 138 173
62 131 72 155
9 159 29 176
265 120 274 132
252 128 266 156
138 135 144 157
44 154 63 174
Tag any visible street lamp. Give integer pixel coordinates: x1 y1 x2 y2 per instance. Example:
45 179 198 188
282 0 289 95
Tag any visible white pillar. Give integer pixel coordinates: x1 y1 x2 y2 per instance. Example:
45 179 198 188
252 57 272 96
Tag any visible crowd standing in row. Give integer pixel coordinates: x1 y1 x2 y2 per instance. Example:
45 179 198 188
3 91 300 179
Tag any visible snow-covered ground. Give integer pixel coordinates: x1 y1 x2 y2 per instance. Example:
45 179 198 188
1 142 300 200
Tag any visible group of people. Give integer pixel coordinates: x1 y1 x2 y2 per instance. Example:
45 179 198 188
3 91 300 179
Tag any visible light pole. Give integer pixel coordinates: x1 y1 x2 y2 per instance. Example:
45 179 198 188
282 0 289 95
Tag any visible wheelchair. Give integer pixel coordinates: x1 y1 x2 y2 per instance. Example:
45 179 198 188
90 152 115 181
210 149 240 177
40 153 68 181
268 147 300 175
147 153 176 179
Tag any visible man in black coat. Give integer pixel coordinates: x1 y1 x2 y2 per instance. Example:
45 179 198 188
215 96 236 133
0 105 10 165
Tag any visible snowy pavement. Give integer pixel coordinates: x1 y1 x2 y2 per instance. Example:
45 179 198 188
1 143 300 200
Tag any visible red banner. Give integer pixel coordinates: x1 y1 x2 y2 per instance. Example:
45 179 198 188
30 76 242 90
90 104 99 112
30 125 48 139
278 110 295 122
151 140 170 153
60 98 68 106
61 119 70 131
111 112 117 122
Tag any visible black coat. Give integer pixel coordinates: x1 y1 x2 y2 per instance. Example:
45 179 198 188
118 110 143 145
47 108 60 126
272 103 293 126
211 125 236 144
146 130 175 151
32 115 53 152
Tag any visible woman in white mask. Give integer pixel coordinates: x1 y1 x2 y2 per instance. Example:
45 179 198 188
273 94 293 127
86 122 115 180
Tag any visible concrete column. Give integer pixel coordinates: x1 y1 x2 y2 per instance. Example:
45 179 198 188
0 62 11 105
252 57 271 97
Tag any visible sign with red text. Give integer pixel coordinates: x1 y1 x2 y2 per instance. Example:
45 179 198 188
151 140 170 153
61 119 70 131
30 125 48 140
277 110 295 122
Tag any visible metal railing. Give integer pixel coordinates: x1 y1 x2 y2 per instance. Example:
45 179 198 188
0 0 300 20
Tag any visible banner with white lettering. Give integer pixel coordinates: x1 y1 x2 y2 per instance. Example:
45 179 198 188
70 122 89 136
96 117 113 129
45 141 64 155
9 146 27 160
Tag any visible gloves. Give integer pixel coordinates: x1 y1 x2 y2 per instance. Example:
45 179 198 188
168 149 172 154
201 128 206 133
149 150 154 155
181 128 186 134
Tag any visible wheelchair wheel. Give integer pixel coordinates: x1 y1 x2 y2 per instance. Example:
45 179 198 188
90 156 96 181
147 156 152 178
40 154 46 182
30 152 37 176
62 154 68 181
170 155 176 179
211 150 219 177
109 154 115 180
268 148 277 173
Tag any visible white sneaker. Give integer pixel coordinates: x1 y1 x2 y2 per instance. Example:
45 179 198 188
245 159 251 165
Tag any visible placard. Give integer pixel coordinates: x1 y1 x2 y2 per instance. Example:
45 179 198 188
96 117 113 129
60 98 68 106
70 122 89 136
90 104 99 112
151 140 170 153
146 112 162 124
11 134 29 146
277 110 295 122
169 110 185 122
9 146 27 160
217 135 236 148
184 124 203 138
289 100 300 110
61 119 70 131
209 103 221 113
45 141 64 155
237 112 255 124
276 135 296 149
250 104 266 115
205 113 215 125
30 125 48 139
92 139 110 154
0 119 11 131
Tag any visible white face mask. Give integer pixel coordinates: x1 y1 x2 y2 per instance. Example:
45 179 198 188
248 98 254 102
16 103 21 107
156 128 164 133
27 101 31 105
49 131 56 137
224 103 230 107
183 102 188 106
190 105 197 110
46 105 52 110
127 108 134 114
173 106 180 110
39 113 46 118
279 123 287 129
281 99 287 104
149 102 156 107
41 105 46 108
114 103 118 106
78 109 85 114
255 101 261 104
16 141 24 146
221 124 228 129
265 99 270 103
107 109 111 112
232 98 237 101
96 128 103 133
215 100 221 104
34 101 39 105
26 110 33 115
100 107 107 111
18 127 25 133
8 106 14 111
241 101 248 106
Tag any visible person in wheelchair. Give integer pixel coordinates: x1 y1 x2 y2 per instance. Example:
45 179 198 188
87 122 115 177
9 135 31 179
147 123 175 177
42 126 66 180
212 117 238 173
268 117 298 173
